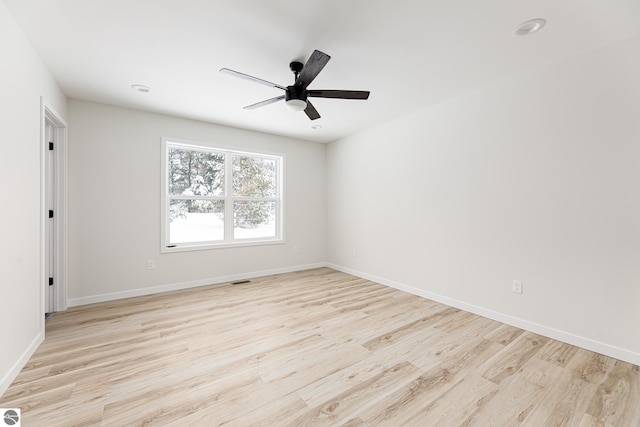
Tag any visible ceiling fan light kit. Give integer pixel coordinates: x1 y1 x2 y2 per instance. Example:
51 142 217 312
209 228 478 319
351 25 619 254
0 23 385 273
285 99 307 111
220 50 370 120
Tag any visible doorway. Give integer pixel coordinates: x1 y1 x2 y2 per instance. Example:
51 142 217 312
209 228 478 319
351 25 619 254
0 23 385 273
42 100 67 316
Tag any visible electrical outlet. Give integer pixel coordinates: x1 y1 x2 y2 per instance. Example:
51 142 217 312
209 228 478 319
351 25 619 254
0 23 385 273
147 260 156 270
293 246 299 253
512 280 523 294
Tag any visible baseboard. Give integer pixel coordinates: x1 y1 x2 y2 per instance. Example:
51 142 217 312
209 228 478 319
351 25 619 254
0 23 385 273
0 332 44 398
67 262 328 307
327 263 640 366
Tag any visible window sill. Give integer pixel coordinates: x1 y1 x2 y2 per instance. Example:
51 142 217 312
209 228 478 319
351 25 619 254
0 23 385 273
161 238 285 253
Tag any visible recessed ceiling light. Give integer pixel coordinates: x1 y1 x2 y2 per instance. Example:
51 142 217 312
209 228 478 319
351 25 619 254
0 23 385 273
513 18 546 36
311 125 322 130
131 84 151 93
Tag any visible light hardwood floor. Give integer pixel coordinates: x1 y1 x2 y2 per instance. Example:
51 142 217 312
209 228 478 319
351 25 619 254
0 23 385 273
2 268 639 426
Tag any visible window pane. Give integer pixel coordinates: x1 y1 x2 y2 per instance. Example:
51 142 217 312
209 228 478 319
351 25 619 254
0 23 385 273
169 148 224 196
234 201 276 239
232 156 276 197
169 199 224 243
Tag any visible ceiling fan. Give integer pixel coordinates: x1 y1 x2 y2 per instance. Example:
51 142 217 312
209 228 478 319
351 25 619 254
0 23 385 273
220 50 370 120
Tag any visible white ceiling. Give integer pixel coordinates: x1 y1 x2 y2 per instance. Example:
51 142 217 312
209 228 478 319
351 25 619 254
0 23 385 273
4 0 640 143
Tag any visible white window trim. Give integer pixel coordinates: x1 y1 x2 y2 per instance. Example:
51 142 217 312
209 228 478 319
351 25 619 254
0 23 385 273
161 137 285 253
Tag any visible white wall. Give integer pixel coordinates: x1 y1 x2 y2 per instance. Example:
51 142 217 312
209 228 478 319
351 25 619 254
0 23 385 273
0 2 67 395
67 100 326 304
327 33 640 364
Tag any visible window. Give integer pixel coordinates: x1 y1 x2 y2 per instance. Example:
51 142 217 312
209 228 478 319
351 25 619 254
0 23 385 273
161 138 283 251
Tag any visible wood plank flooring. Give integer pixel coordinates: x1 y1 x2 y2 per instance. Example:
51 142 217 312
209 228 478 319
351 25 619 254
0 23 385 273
1 267 639 426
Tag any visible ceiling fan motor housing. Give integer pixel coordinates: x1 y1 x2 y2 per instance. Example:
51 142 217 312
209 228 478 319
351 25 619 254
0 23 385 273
285 86 307 102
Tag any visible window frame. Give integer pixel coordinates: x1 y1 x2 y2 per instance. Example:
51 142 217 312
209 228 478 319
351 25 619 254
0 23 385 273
161 137 285 253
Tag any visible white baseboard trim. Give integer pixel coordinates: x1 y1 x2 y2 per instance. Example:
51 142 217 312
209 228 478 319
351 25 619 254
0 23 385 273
0 332 44 397
67 262 328 307
327 263 640 366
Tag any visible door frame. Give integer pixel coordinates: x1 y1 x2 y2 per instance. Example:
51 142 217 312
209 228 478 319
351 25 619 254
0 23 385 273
41 98 68 321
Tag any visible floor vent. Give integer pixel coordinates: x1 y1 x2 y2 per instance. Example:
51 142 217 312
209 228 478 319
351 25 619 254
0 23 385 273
231 280 251 285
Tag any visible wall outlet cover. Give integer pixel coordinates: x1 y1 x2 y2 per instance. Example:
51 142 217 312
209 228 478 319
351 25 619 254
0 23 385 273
512 280 523 294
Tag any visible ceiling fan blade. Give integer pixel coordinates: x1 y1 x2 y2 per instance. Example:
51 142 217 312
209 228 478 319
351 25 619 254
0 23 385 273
243 95 285 110
295 50 331 90
220 68 286 90
304 101 321 120
308 90 370 100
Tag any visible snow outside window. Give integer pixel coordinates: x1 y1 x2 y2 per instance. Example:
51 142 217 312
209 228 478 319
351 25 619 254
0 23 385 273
161 138 284 251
